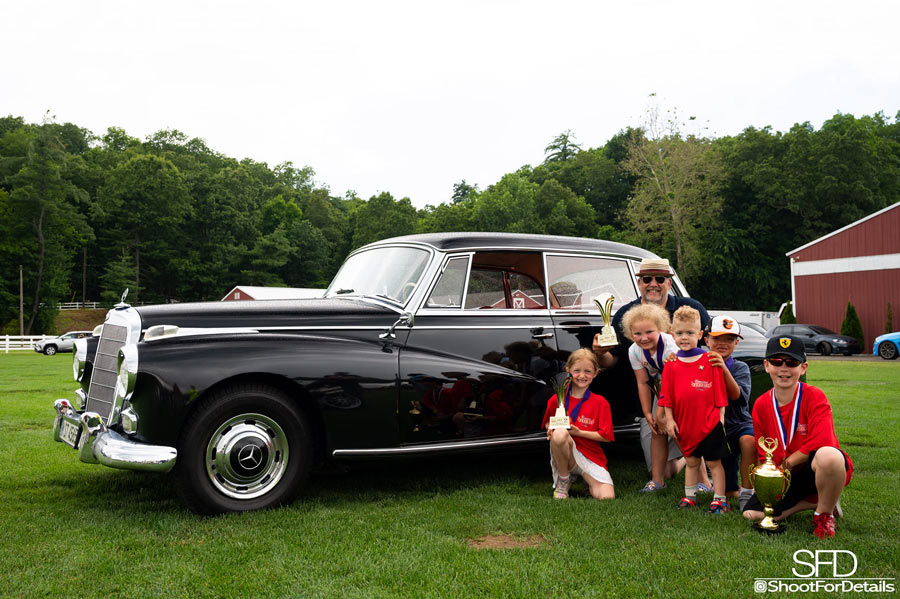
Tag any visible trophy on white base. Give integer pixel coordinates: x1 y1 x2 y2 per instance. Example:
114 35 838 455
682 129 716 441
592 293 619 348
548 374 572 430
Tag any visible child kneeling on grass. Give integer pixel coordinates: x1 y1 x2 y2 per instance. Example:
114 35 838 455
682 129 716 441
542 348 615 500
742 335 853 539
659 306 731 514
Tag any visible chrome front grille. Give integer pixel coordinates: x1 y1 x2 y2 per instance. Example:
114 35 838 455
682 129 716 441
85 307 141 424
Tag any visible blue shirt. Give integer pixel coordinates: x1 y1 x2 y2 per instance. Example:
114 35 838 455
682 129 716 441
723 358 753 437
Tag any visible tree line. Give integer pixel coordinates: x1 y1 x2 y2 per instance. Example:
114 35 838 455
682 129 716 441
1 109 898 334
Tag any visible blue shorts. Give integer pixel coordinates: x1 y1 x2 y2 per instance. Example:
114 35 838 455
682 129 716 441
724 424 754 492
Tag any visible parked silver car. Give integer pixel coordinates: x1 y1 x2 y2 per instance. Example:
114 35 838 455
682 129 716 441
34 331 92 355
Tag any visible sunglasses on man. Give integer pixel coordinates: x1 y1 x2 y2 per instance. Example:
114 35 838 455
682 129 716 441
640 276 670 285
767 357 802 368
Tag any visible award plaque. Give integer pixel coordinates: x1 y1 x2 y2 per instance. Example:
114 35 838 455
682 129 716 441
592 293 619 348
548 375 572 430
748 437 792 534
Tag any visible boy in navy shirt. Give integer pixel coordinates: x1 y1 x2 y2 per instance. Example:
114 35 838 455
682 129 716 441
706 316 754 510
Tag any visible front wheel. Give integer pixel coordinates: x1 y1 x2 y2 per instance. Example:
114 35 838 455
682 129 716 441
818 342 832 356
43 345 57 356
878 342 899 360
175 384 312 514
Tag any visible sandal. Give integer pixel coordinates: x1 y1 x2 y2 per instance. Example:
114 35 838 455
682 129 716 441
696 482 714 494
639 480 667 493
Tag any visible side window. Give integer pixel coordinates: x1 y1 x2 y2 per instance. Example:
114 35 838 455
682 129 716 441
465 269 506 309
508 273 546 309
425 257 469 308
546 255 637 311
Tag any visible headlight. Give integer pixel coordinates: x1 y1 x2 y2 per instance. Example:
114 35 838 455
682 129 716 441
72 339 88 381
832 338 847 344
111 345 139 423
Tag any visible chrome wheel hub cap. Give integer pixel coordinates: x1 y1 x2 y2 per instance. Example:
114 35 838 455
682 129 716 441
206 413 289 499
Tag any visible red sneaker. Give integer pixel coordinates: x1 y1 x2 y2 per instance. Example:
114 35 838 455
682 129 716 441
813 513 836 539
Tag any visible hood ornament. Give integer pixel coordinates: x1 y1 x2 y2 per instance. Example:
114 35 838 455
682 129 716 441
115 288 130 309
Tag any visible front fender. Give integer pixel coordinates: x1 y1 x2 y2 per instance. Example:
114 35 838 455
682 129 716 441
127 332 401 451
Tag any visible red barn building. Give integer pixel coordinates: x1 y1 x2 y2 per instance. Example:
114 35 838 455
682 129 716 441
786 201 900 352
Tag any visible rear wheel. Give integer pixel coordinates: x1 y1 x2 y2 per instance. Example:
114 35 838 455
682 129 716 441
175 383 312 514
878 342 898 360
43 345 57 356
817 342 832 356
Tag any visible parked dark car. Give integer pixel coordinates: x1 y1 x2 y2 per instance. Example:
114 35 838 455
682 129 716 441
34 330 92 355
766 324 860 356
52 233 771 513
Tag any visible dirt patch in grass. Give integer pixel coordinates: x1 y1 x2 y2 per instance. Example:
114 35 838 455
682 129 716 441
467 534 547 549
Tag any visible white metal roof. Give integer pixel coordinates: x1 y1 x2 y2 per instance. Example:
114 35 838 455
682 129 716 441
221 286 324 301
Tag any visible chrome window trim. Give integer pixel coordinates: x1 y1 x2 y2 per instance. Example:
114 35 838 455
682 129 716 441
415 308 552 317
325 243 437 310
419 253 473 312
544 252 639 314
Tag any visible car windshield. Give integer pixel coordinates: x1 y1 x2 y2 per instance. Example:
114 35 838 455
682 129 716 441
326 246 431 304
809 325 838 335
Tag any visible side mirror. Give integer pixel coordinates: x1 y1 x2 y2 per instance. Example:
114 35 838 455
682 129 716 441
380 312 414 340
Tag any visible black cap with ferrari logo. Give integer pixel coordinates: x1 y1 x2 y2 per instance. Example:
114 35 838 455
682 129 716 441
765 335 807 362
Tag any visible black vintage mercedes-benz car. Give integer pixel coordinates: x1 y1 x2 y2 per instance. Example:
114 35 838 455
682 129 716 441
52 232 769 513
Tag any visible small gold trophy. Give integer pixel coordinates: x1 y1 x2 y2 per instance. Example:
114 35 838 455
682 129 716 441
748 437 792 534
548 374 572 430
592 293 619 348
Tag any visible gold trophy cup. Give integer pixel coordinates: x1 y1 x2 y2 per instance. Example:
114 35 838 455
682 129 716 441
548 374 572 430
592 293 619 348
748 437 792 534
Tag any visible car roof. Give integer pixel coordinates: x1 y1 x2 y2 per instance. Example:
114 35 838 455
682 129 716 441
358 232 659 259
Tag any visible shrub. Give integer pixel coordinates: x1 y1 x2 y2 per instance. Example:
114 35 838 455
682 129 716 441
887 302 894 334
841 301 865 348
780 301 797 324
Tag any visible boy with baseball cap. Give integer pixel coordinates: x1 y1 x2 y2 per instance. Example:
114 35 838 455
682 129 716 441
742 335 853 538
705 316 755 510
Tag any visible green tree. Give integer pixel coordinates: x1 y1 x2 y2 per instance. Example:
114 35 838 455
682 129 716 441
841 301 865 348
349 192 417 249
886 302 894 334
96 153 191 302
781 301 797 324
470 173 539 233
622 108 725 286
2 121 92 332
543 130 582 164
451 180 478 204
100 250 140 304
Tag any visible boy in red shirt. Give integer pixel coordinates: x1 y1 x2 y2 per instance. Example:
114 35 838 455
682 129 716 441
659 306 730 513
742 336 853 539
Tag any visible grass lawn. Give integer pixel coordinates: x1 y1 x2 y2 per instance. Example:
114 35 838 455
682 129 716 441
1 352 897 598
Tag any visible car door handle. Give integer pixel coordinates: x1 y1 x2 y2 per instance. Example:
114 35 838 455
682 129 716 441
532 332 554 339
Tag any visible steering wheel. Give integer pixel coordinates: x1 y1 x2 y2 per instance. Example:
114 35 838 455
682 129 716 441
400 282 416 302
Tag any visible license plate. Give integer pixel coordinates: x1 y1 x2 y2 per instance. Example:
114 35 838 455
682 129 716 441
59 418 81 448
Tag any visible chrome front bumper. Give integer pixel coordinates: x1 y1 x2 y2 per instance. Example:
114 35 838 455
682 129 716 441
53 399 177 473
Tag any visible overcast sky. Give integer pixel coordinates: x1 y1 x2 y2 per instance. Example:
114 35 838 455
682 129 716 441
4 0 898 207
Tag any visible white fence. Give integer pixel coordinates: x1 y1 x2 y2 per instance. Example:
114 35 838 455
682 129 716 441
58 302 102 310
3 335 49 353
